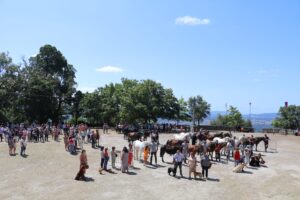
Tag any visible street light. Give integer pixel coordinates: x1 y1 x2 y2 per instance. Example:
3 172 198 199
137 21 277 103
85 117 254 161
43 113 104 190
249 102 252 121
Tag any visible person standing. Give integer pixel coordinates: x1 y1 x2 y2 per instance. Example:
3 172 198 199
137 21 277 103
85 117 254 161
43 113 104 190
75 150 89 181
150 141 158 166
244 147 251 166
201 155 211 179
111 147 117 169
173 150 184 177
143 146 149 165
99 146 105 171
188 152 198 179
128 144 133 168
182 140 189 164
121 147 129 173
20 136 27 156
234 147 241 166
264 134 270 152
103 148 110 171
0 125 4 142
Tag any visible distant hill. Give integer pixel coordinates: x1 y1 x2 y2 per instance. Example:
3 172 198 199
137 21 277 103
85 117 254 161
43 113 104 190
159 111 278 132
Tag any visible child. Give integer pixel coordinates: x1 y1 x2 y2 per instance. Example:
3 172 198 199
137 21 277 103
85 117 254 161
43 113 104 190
143 146 149 165
111 147 117 169
128 144 133 167
20 136 27 156
234 147 241 167
103 148 110 171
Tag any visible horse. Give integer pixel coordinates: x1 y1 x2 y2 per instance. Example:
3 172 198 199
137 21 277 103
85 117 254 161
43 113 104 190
205 141 227 160
213 137 231 144
133 140 151 161
173 132 191 141
252 137 267 151
160 144 182 163
127 132 143 143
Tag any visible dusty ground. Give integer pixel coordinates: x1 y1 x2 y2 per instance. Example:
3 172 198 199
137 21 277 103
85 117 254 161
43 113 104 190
0 131 300 200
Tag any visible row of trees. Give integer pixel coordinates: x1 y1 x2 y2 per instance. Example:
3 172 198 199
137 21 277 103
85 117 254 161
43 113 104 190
1 44 264 129
0 45 213 126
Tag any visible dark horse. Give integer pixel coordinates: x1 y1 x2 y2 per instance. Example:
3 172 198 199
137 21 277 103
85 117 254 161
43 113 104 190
160 139 183 163
160 140 202 162
242 137 267 151
127 132 143 143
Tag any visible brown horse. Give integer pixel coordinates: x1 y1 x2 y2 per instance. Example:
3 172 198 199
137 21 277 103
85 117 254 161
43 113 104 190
206 141 227 160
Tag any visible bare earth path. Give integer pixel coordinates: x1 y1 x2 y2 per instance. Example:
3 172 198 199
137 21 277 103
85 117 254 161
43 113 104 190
1 132 299 200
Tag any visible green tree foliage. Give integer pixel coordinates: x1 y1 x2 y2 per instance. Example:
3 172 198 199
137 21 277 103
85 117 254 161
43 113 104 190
80 78 180 125
188 96 210 125
22 45 76 123
176 97 191 121
0 45 76 124
211 106 252 128
272 105 300 130
0 53 24 122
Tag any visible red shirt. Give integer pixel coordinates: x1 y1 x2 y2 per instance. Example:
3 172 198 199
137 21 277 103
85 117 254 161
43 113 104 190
234 150 240 161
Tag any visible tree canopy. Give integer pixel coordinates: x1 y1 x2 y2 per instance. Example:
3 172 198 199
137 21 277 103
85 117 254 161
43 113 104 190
272 105 300 130
188 96 210 125
211 106 252 128
0 45 76 124
1 46 214 126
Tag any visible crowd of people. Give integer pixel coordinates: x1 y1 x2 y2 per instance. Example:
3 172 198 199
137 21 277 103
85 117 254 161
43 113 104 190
0 122 271 182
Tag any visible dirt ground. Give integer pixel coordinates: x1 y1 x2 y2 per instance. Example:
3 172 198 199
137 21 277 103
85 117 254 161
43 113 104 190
0 131 299 200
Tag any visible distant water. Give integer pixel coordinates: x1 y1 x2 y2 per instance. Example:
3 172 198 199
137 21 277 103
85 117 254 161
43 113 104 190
158 118 273 133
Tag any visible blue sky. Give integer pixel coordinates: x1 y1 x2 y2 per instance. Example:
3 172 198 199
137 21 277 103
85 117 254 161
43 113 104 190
1 0 299 114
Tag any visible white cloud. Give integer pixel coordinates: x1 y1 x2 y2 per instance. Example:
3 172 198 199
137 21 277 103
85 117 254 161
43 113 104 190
175 16 210 26
96 66 124 73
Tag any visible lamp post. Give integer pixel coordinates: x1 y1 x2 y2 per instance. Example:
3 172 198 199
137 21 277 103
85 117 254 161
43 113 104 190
249 102 252 121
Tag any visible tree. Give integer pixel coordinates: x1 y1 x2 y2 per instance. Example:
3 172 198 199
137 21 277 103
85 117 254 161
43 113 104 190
188 96 211 125
0 52 24 122
22 44 76 123
80 78 180 125
272 105 300 130
176 97 191 122
211 106 251 128
71 91 84 124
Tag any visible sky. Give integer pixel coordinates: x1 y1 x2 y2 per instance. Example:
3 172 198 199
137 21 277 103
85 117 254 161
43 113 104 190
1 0 300 114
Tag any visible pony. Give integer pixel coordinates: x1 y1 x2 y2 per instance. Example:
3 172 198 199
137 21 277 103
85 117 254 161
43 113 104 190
133 140 151 161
